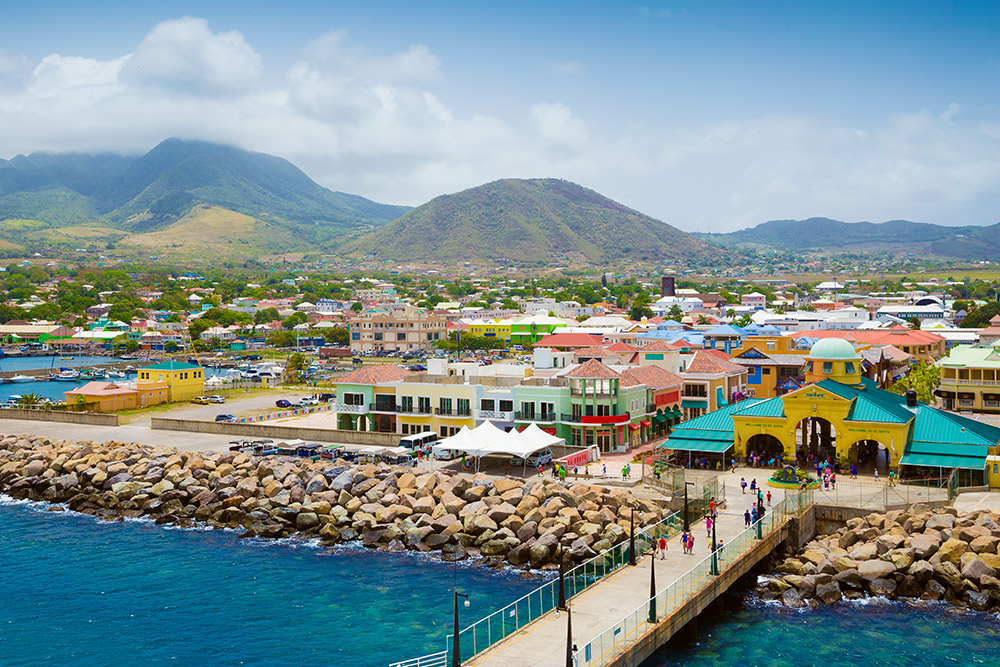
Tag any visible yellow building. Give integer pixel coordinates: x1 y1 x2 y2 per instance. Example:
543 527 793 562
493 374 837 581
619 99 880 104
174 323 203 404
137 361 206 402
64 381 172 412
664 337 999 484
395 379 477 438
466 319 512 342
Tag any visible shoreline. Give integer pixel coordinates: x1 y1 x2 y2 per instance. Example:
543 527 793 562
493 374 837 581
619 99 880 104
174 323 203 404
0 433 670 572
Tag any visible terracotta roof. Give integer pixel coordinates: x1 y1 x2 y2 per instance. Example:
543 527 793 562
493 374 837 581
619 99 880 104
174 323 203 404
563 358 622 379
621 365 684 389
685 350 747 375
334 365 414 385
531 333 605 349
573 345 616 358
638 340 686 352
604 342 639 352
790 329 944 346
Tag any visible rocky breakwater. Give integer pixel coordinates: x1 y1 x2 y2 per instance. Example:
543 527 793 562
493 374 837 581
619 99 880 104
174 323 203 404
0 435 670 569
764 505 1000 612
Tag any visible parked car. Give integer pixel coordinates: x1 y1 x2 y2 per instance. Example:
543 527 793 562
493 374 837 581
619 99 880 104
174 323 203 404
318 393 336 402
191 396 210 404
300 397 319 406
208 395 226 404
511 448 553 468
275 399 292 408
215 414 237 422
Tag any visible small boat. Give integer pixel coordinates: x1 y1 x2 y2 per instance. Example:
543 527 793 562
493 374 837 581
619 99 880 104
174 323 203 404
9 375 35 383
50 369 81 382
107 369 126 379
60 356 72 360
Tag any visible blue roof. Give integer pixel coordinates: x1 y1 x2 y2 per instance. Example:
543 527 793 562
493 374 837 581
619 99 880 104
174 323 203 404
638 330 705 346
705 324 745 337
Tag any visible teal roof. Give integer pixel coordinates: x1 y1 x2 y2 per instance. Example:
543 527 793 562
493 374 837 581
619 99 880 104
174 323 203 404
816 379 916 425
910 405 1000 446
734 396 786 419
141 361 203 371
665 438 734 453
660 400 761 453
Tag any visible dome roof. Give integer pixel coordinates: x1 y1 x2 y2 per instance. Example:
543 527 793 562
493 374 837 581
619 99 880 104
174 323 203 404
808 337 859 360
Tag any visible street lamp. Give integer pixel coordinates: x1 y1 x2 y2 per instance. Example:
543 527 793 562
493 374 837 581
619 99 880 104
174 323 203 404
683 481 695 532
648 545 657 623
710 516 719 576
452 590 470 667
629 507 636 566
557 550 568 611
564 606 575 667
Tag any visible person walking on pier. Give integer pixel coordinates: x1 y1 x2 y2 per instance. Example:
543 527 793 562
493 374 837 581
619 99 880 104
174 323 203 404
766 490 772 506
658 536 667 559
705 515 713 538
741 477 747 494
744 509 751 528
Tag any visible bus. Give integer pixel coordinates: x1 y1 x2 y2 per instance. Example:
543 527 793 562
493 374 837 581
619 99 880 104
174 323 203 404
399 431 438 451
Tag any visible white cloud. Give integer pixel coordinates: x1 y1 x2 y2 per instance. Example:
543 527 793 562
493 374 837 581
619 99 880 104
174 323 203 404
0 19 998 234
122 17 262 94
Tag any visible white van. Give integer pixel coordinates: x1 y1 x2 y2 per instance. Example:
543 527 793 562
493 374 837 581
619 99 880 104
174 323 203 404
399 431 438 451
511 448 553 467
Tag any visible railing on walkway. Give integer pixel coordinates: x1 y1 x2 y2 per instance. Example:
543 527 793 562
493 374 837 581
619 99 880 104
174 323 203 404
810 476 951 510
389 508 685 667
574 489 814 667
389 652 447 667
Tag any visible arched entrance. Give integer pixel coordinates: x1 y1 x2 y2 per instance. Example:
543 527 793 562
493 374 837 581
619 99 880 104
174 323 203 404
338 413 354 431
374 415 394 433
849 439 889 474
797 417 837 463
746 433 785 464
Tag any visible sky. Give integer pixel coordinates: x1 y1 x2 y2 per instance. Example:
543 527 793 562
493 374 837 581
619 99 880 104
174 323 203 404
1 1 999 233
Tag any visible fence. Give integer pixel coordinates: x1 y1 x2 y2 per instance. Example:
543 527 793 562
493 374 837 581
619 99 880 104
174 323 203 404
573 489 813 667
808 475 951 511
391 509 687 667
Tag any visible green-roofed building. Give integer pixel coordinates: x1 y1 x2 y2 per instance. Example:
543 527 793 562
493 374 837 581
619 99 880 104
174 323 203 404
137 360 206 403
660 337 1000 485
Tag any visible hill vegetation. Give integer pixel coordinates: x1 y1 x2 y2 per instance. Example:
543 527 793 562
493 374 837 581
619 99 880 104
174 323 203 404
701 217 1000 260
344 178 722 265
0 139 409 256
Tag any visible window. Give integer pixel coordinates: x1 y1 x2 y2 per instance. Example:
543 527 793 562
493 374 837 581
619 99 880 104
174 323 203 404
520 401 535 418
822 362 833 374
352 332 360 340
439 398 452 414
418 397 431 414
845 362 855 374
457 399 470 416
540 402 554 419
766 342 775 350
401 423 411 435
397 333 406 341
374 333 383 341
499 400 513 412
400 396 413 412
481 399 495 411
763 368 771 375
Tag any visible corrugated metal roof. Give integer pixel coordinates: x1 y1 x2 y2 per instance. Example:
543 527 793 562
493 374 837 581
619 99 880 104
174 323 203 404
664 438 734 453
846 396 912 424
910 406 1000 446
735 397 786 418
818 378 916 424
900 451 986 470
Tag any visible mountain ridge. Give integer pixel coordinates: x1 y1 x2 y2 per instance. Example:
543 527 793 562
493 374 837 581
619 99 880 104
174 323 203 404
343 178 722 265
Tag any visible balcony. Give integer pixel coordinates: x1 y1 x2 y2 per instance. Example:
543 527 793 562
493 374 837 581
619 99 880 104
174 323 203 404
435 408 473 418
514 411 556 422
476 409 515 421
397 406 433 415
335 403 369 415
561 413 630 425
370 402 397 413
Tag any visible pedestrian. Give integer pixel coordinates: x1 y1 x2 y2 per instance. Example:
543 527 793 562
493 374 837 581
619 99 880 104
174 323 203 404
750 479 756 492
573 466 578 478
602 463 607 477
706 515 713 538
766 490 772 506
559 466 566 481
740 477 747 494
687 533 694 553
751 506 758 523
744 509 751 527
658 536 667 559
874 468 880 481
850 464 857 479
680 531 687 554
823 475 829 490
709 496 717 516
830 473 836 490
538 463 544 477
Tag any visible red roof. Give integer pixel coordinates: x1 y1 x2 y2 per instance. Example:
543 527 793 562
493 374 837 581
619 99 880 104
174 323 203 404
604 342 639 352
685 350 747 375
620 365 684 389
790 329 944 346
334 365 414 385
532 333 604 349
563 358 622 379
573 345 616 358
637 340 686 352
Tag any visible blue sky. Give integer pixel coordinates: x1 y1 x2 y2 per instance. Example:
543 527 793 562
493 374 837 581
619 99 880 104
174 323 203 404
1 1 998 232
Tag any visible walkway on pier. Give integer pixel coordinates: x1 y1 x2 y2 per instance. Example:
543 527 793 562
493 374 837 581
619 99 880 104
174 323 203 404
466 485 797 667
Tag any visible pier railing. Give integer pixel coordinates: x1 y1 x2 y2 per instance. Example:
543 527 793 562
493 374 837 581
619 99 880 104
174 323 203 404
390 508 686 667
574 489 814 667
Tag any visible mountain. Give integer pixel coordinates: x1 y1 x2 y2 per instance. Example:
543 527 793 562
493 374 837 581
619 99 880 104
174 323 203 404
0 139 410 256
700 217 1000 260
343 178 721 265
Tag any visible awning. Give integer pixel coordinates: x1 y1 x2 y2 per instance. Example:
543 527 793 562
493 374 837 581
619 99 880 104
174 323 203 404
653 413 667 424
640 419 652 427
984 394 1000 401
958 392 975 400
671 406 683 419
934 390 954 398
681 399 707 409
628 423 640 431
900 452 987 470
663 437 734 453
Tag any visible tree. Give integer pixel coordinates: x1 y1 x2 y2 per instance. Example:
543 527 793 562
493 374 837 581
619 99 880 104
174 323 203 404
323 326 349 345
254 307 280 324
125 340 140 352
667 305 684 321
287 352 308 373
907 317 921 330
282 312 308 330
890 362 940 404
629 304 654 321
164 341 178 353
351 302 363 313
17 393 45 406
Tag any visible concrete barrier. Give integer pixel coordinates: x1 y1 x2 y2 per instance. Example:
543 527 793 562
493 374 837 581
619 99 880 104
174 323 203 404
0 408 120 427
150 417 399 446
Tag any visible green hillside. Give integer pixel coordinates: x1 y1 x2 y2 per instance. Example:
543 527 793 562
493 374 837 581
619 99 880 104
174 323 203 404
0 139 410 252
700 217 1000 260
344 178 721 265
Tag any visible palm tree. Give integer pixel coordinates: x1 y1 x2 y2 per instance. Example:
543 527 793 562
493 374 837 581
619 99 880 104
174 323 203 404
17 393 45 407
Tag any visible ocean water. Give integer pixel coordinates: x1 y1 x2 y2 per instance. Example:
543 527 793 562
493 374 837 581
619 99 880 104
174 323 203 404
0 497 542 667
646 593 1000 667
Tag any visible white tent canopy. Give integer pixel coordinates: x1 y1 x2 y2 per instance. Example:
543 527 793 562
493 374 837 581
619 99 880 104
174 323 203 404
435 420 565 461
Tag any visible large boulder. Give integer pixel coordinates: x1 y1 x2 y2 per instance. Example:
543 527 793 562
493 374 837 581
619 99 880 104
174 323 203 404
910 533 941 560
869 578 897 597
937 538 968 567
858 560 896 581
815 581 842 604
925 513 955 531
961 556 997 585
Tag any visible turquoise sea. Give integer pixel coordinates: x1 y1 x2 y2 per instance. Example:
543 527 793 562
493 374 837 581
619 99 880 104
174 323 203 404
0 497 541 667
6 496 1000 667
